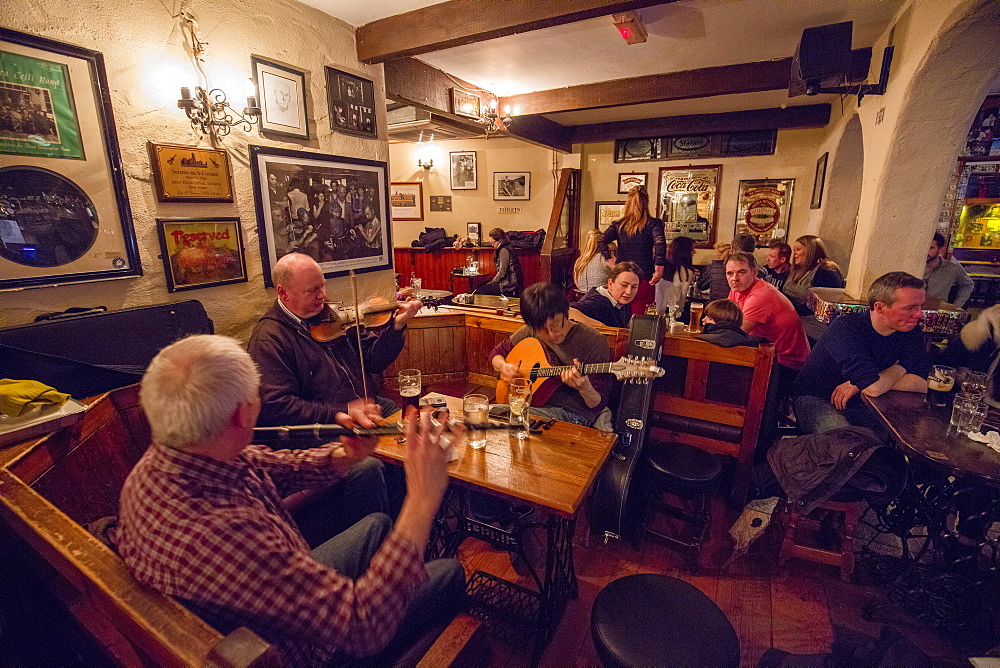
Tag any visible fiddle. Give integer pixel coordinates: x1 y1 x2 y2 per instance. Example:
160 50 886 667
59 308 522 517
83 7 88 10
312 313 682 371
308 296 402 342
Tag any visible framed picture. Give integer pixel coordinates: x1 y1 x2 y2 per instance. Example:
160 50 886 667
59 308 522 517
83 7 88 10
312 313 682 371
451 88 481 119
810 152 828 209
389 181 423 221
494 171 530 200
250 145 391 286
618 172 647 194
0 28 141 290
147 141 234 202
595 201 625 232
450 151 477 190
325 66 376 138
657 164 722 248
155 217 247 292
251 56 308 139
467 222 482 245
734 179 795 246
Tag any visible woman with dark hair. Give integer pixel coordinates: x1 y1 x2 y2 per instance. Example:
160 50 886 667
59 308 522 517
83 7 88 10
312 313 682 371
599 187 666 315
655 235 697 318
782 234 845 316
475 227 522 297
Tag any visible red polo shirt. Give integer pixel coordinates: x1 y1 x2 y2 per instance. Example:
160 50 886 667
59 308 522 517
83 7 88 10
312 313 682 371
729 279 810 369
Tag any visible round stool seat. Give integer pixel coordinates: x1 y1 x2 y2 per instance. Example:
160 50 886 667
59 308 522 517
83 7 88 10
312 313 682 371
591 574 739 667
645 440 722 495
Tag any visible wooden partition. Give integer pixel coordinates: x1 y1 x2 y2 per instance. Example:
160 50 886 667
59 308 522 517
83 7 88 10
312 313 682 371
394 247 542 292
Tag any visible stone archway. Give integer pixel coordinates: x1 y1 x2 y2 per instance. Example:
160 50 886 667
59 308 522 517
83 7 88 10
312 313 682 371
818 114 864 274
846 0 1000 296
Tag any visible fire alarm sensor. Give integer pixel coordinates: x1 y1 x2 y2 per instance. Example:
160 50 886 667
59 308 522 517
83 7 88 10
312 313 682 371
612 11 647 45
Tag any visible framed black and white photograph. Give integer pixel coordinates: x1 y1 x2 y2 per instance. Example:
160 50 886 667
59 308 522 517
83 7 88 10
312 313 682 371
450 151 477 190
810 152 828 209
250 145 391 286
618 172 647 194
494 171 530 200
251 56 308 139
389 181 423 221
155 217 247 292
325 66 376 139
0 27 141 290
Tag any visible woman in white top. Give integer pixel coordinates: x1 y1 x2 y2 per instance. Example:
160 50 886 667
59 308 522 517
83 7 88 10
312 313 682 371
655 235 697 318
574 229 615 293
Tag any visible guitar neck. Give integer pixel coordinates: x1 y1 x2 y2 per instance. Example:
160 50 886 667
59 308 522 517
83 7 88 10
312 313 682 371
531 362 613 379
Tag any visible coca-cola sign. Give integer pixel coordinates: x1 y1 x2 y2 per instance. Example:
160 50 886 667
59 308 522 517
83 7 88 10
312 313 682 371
657 165 721 249
664 178 712 193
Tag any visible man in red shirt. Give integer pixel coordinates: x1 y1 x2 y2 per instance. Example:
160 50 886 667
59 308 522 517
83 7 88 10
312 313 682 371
116 335 465 665
726 251 810 392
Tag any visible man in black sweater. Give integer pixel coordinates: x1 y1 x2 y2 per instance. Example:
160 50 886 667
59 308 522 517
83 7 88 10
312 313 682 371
793 271 931 434
572 261 641 328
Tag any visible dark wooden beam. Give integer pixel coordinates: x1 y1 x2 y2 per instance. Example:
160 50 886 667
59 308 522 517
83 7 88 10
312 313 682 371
357 0 676 64
507 115 573 153
568 104 831 144
501 48 871 116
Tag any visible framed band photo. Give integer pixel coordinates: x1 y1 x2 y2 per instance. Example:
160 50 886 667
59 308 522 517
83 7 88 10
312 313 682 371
251 56 308 139
147 141 234 202
250 145 392 286
450 151 477 190
0 27 141 290
325 66 376 139
494 171 530 200
155 217 248 292
389 181 423 221
618 172 648 194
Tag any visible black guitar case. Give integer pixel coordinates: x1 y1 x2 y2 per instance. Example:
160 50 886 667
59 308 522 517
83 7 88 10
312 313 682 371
588 314 667 543
0 301 213 399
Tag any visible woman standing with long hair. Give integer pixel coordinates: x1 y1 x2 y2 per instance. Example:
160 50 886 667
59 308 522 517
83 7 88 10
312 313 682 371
574 229 614 293
656 235 697 318
783 234 845 315
599 187 666 314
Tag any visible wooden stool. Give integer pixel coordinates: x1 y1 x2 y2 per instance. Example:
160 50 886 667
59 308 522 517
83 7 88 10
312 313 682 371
779 497 863 582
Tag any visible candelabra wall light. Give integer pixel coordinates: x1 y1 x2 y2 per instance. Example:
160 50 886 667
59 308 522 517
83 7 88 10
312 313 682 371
417 158 433 170
481 102 513 135
177 85 261 138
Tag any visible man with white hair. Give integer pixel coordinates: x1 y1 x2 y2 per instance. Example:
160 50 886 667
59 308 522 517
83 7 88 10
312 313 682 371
116 335 466 665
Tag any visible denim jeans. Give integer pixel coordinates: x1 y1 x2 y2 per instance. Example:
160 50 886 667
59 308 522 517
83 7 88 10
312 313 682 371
793 394 883 435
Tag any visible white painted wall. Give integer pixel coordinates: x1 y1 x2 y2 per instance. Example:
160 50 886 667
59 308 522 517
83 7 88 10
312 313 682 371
0 0 394 339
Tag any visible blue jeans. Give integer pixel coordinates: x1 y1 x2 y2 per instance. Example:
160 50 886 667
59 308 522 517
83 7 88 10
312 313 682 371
793 394 883 435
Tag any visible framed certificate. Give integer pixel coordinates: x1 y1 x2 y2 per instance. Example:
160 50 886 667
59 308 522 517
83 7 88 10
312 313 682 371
147 142 234 203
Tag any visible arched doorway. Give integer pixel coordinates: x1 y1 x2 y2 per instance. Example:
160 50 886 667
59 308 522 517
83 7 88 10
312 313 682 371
818 114 864 274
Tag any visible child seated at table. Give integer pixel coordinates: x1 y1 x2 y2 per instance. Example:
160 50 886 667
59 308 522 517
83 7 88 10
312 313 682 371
696 299 765 348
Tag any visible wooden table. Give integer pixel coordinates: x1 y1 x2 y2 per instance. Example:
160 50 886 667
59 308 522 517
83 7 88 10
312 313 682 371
451 270 491 295
376 396 616 661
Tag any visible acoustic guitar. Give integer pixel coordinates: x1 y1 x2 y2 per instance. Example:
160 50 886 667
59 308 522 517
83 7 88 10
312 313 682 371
494 336 664 406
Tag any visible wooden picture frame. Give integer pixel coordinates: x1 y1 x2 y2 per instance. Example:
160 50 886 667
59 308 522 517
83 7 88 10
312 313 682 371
618 172 647 194
451 88 481 119
467 222 482 245
147 141 234 202
494 171 530 200
250 145 392 286
657 164 722 248
0 27 141 290
325 66 376 139
251 56 308 139
155 217 247 292
389 181 423 221
734 178 795 246
450 151 477 190
595 201 625 232
811 152 828 209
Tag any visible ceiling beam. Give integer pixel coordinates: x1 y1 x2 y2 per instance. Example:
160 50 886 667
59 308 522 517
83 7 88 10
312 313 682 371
501 48 872 116
384 57 572 152
568 104 831 144
357 0 676 64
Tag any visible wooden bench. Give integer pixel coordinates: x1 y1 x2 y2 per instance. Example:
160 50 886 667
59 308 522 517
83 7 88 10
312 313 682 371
0 384 483 666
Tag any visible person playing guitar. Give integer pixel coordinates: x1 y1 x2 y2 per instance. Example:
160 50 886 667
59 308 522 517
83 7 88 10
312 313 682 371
490 282 614 430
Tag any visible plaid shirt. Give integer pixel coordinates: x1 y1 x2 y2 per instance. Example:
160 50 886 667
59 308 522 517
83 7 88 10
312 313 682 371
116 442 426 665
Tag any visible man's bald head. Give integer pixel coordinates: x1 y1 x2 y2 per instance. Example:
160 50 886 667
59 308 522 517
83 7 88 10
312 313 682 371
273 253 327 319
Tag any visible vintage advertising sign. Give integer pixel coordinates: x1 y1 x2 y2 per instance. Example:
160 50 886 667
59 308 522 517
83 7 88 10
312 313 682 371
155 217 247 292
657 165 722 248
734 179 795 246
148 142 234 202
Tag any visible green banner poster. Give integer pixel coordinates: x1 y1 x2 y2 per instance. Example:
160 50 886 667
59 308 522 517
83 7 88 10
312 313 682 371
0 50 84 159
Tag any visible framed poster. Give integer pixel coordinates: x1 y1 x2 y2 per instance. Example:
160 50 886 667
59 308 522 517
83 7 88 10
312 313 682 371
494 171 530 200
0 28 141 290
450 151 477 190
811 152 828 209
618 172 647 194
147 141 234 202
325 66 376 138
451 88 481 119
389 181 423 221
250 145 391 286
251 56 308 139
595 201 625 232
467 222 482 245
734 179 795 246
155 217 247 292
657 164 722 248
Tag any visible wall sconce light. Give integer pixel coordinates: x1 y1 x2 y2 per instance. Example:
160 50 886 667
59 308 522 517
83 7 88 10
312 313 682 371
417 158 433 170
177 85 261 138
481 100 513 135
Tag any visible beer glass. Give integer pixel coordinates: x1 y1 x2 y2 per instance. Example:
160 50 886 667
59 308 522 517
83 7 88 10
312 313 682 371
950 392 978 432
463 393 489 449
687 302 705 333
411 277 422 296
398 369 421 411
508 378 531 440
926 365 956 407
961 371 988 399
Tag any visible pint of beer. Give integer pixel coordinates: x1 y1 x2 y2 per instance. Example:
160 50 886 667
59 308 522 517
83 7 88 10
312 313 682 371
687 302 705 333
926 365 956 407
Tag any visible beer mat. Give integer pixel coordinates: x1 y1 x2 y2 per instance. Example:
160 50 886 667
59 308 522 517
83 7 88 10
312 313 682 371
925 450 949 461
